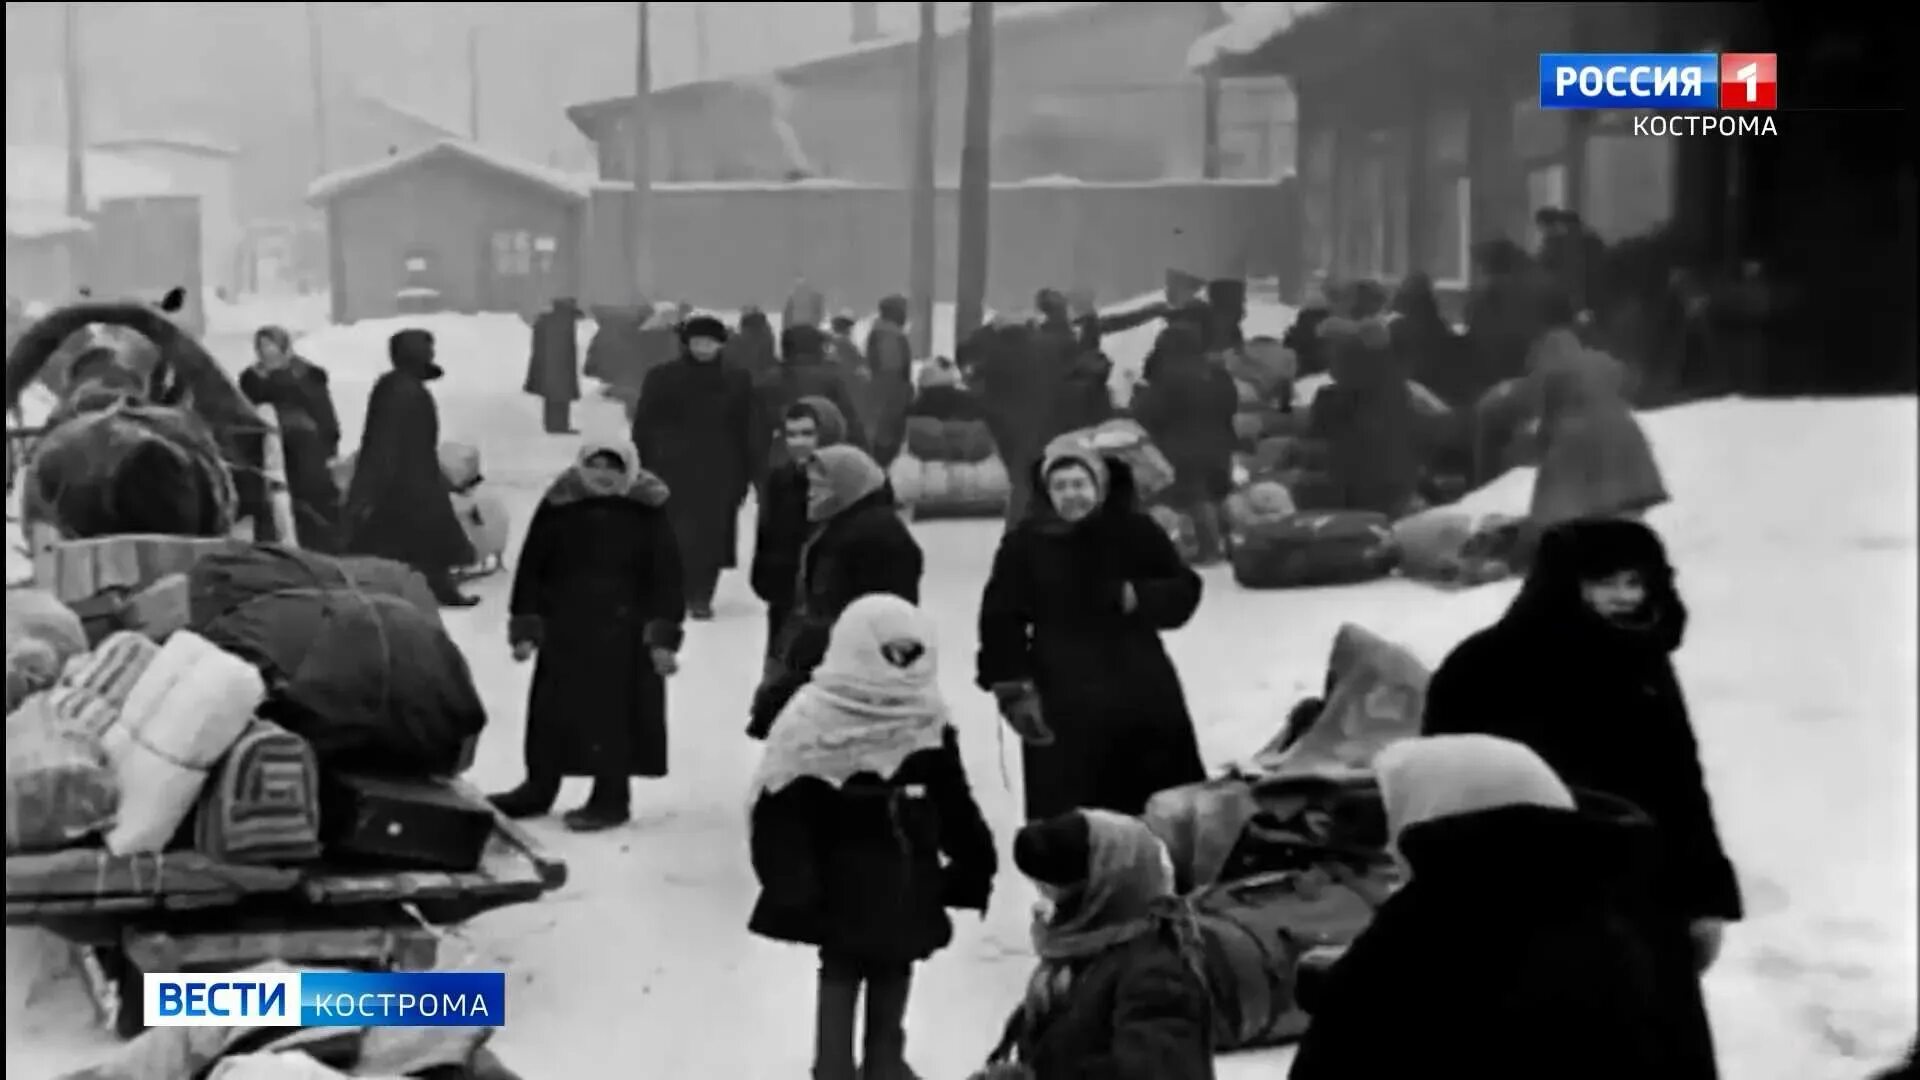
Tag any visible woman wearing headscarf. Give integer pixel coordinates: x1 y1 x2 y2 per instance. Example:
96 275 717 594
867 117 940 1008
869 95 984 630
976 441 1206 821
1290 734 1684 1079
1525 327 1668 529
238 324 342 550
973 810 1213 1080
750 594 997 1080
490 440 685 832
749 444 922 739
1423 519 1742 1079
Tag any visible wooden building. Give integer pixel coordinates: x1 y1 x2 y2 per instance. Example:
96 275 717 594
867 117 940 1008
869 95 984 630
1197 2 1913 391
307 141 592 324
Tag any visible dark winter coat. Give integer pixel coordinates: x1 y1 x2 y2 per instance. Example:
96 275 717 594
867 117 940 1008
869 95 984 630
239 356 342 550
750 397 851 614
1309 331 1423 517
523 302 581 403
1284 307 1332 378
863 318 914 464
976 460 1207 820
582 306 643 386
749 729 997 965
749 486 923 739
342 357 473 573
1392 279 1473 409
1005 928 1215 1080
632 353 758 572
754 327 868 475
1132 327 1237 504
723 310 779 382
1525 330 1668 528
1423 518 1741 1080
508 469 685 778
1290 799 1687 1080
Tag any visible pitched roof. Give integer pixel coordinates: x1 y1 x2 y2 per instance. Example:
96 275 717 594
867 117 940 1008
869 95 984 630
305 140 594 205
92 132 240 158
3 145 177 208
6 208 93 240
566 1 1118 137
1186 2 1338 73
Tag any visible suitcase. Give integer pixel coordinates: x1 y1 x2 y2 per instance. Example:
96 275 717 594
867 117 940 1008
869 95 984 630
1230 510 1397 590
318 773 493 872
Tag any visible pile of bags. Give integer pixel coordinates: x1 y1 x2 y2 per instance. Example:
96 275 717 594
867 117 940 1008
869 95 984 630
902 416 997 464
1143 624 1428 1052
1226 339 1301 447
20 400 239 540
3 539 492 873
1229 509 1400 591
888 454 1011 520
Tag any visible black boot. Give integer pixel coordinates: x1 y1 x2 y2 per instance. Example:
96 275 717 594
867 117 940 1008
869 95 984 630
427 568 480 608
487 776 560 820
562 777 631 832
859 966 917 1080
813 956 862 1080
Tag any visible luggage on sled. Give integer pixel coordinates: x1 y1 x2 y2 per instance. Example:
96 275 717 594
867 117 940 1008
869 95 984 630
1230 510 1397 590
887 454 1010 519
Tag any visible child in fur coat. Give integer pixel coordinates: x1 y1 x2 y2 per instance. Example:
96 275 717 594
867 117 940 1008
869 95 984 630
748 594 997 1080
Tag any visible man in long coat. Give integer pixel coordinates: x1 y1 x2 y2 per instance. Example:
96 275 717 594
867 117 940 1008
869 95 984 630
343 328 477 606
524 297 582 434
632 314 758 620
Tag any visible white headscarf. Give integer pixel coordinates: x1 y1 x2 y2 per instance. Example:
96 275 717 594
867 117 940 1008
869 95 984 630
748 594 949 802
1374 734 1576 848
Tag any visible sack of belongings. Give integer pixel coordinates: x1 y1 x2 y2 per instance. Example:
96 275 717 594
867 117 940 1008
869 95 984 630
451 487 511 573
21 401 239 540
5 690 120 854
1224 480 1297 535
1230 510 1398 590
101 630 264 854
186 545 484 776
1050 419 1175 499
58 630 162 713
887 454 1010 519
439 442 482 494
903 416 999 464
191 717 322 865
1390 505 1528 588
6 588 89 713
1192 860 1400 1051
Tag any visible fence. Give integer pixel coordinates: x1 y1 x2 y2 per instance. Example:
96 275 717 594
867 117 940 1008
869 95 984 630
577 179 1293 318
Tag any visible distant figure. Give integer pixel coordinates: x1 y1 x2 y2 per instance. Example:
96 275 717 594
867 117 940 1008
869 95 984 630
783 277 826 330
342 329 477 606
723 306 779 382
238 324 342 551
826 310 865 370
863 295 915 466
525 297 583 435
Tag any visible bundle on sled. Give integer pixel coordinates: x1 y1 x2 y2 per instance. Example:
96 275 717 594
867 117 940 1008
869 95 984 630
1389 503 1529 589
1143 624 1429 1052
1229 509 1399 590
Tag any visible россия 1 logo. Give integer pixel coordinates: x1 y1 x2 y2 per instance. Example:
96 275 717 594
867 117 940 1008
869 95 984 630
1538 52 1778 111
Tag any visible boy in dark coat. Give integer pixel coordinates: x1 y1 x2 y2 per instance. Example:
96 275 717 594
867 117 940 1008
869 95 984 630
1291 734 1686 1080
343 328 477 606
976 443 1206 821
751 396 851 664
750 445 923 739
239 324 342 551
756 325 868 478
750 595 996 1080
978 809 1213 1080
492 440 685 831
632 314 759 619
524 297 582 434
1423 518 1742 1080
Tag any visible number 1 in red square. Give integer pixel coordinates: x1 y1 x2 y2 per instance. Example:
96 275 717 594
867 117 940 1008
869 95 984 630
1720 53 1777 111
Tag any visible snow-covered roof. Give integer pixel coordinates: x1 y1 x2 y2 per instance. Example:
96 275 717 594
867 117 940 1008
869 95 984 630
568 1 1117 133
1186 1 1337 72
306 140 595 205
3 145 177 207
92 132 239 158
5 208 92 240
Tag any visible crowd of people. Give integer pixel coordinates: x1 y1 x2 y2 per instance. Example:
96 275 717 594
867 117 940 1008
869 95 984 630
201 254 1770 1080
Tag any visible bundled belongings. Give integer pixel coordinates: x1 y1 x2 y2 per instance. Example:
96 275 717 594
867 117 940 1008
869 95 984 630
6 587 88 712
1254 624 1429 774
902 415 998 464
57 630 161 714
887 453 1010 520
1048 418 1175 499
186 545 483 776
451 487 512 573
31 534 246 607
439 441 482 494
102 629 264 853
192 717 322 865
1390 505 1528 588
1224 479 1297 535
319 772 494 873
1230 510 1398 590
20 399 240 540
1191 859 1400 1052
5 690 120 853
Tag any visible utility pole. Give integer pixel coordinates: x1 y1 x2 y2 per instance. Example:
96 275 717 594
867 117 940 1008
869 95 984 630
62 1 87 220
629 1 655 299
908 1 938 357
953 2 994 342
1200 2 1225 179
466 25 482 141
693 2 711 80
307 1 330 175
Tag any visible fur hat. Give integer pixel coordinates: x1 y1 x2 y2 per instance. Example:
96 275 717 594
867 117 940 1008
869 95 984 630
679 314 729 344
1014 811 1094 888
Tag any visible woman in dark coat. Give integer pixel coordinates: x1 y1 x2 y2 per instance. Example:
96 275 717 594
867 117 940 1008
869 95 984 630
722 306 779 382
239 324 342 551
750 594 997 1080
1132 322 1238 564
750 444 923 739
491 439 685 832
977 809 1213 1080
1292 733 1687 1080
1309 316 1424 517
977 442 1206 821
750 395 850 664
631 313 758 619
523 297 582 434
343 328 476 606
1423 518 1742 1080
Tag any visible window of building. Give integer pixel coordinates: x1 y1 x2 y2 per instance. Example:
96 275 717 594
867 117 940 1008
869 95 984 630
1218 77 1296 179
491 230 532 276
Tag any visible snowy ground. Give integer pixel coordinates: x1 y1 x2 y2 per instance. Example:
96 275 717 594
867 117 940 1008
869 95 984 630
7 306 1917 1079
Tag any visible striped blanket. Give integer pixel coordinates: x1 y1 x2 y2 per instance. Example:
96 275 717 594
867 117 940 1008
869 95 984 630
193 718 321 865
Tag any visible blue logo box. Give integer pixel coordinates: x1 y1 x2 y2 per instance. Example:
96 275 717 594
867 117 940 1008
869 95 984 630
1538 53 1718 110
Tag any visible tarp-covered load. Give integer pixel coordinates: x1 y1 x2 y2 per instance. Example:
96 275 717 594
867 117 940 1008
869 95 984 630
186 545 484 776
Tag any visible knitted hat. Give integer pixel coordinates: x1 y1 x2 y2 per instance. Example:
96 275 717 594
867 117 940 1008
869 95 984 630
1014 810 1094 888
679 314 730 344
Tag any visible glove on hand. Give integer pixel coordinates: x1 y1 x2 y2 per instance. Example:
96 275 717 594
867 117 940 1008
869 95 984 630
992 681 1054 747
